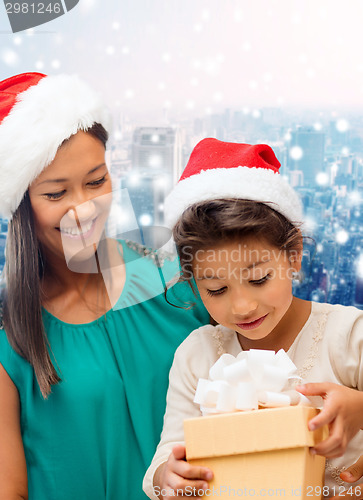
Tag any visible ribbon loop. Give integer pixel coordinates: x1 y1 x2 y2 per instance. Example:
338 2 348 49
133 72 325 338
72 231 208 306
194 349 312 415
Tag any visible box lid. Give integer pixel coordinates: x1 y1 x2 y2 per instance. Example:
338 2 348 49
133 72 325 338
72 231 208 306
184 406 327 459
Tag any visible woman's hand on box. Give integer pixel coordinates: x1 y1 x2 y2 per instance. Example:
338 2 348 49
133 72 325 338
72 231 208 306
155 444 213 499
296 383 363 458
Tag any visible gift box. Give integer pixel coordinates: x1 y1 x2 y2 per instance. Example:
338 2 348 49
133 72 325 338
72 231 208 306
184 405 327 499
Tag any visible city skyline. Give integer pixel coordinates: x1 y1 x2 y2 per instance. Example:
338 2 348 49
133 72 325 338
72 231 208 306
108 105 363 308
1 105 363 309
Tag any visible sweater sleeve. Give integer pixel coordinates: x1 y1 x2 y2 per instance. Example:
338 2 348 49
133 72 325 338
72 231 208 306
142 325 217 500
330 306 363 391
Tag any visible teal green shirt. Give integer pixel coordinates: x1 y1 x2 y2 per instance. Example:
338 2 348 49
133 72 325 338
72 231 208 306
0 241 209 500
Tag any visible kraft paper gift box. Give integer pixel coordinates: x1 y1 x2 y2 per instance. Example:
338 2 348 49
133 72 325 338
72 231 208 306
184 406 327 500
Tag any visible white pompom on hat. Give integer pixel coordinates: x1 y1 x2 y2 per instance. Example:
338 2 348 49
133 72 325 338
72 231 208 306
0 72 112 219
164 138 303 228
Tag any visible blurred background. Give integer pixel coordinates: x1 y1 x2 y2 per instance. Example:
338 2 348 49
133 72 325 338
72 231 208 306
1 0 363 306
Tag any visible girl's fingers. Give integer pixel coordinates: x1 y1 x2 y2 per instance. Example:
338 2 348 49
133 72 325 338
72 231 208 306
172 444 187 461
171 444 213 482
296 382 331 396
311 420 347 458
166 470 209 496
308 407 336 431
172 458 213 481
340 456 363 482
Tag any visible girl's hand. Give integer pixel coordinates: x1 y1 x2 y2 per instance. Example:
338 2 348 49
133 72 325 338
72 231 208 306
158 444 213 499
331 456 363 500
340 455 363 483
296 383 363 458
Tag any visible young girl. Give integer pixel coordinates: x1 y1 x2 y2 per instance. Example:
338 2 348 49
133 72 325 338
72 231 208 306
0 73 209 499
143 139 363 499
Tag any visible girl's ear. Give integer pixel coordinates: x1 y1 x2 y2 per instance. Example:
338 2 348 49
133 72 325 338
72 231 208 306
289 229 303 272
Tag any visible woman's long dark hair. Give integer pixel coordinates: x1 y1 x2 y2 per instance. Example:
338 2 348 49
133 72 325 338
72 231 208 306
1 123 108 398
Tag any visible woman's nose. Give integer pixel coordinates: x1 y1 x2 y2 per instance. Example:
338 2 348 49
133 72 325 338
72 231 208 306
67 199 97 223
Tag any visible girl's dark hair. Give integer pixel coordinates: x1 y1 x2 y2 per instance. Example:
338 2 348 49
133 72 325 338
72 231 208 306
1 122 108 398
173 199 302 290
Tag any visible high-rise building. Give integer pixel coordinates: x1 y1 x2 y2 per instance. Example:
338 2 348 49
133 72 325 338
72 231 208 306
122 173 171 228
288 127 325 186
121 127 183 247
289 170 304 188
0 219 8 233
131 127 182 183
0 232 6 273
355 276 363 307
120 173 172 249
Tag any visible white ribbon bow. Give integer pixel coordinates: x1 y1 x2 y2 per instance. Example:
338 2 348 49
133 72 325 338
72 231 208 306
194 349 312 415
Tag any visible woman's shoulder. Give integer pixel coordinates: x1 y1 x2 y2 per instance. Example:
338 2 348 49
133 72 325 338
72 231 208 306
121 239 180 287
123 240 176 268
117 239 209 314
0 330 30 392
0 294 32 386
0 296 3 331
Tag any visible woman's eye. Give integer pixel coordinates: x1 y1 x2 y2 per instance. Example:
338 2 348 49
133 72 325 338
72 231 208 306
44 191 65 200
206 287 227 297
250 274 271 285
88 176 107 187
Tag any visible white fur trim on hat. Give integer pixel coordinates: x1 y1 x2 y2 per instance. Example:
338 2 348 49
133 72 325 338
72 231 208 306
0 74 112 219
164 166 303 228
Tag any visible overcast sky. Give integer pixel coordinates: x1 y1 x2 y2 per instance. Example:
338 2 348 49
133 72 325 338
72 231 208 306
1 0 363 122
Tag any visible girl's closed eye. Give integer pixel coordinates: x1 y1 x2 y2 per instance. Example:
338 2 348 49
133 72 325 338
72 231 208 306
250 273 271 285
206 287 227 297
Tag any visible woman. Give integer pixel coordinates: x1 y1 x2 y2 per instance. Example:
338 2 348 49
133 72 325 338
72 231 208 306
0 72 209 499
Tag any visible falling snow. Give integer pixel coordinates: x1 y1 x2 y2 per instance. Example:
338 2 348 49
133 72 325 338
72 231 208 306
290 146 304 161
1 49 19 66
336 119 349 133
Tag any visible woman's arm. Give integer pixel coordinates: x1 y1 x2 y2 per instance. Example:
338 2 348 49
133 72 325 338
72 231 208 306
0 364 28 500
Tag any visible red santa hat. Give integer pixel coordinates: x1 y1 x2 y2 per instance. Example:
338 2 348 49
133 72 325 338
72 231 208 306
164 138 303 228
0 72 112 219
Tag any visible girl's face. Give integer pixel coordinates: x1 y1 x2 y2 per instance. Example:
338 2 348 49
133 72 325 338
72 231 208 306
192 238 302 343
28 130 112 268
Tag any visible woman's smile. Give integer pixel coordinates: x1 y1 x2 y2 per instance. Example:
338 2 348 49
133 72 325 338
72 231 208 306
58 217 97 238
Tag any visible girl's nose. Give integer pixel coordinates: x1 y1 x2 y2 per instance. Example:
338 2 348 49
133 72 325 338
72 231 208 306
230 291 258 317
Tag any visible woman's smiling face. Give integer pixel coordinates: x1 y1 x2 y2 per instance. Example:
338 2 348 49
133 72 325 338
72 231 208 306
193 238 302 343
28 130 112 268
